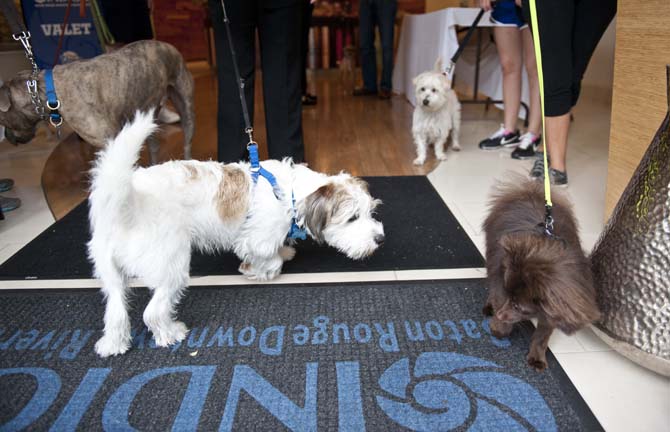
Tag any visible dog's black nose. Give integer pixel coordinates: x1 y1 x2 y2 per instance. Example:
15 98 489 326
422 99 429 106
374 234 385 245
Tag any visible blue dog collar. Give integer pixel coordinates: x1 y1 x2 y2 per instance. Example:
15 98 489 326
43 69 63 133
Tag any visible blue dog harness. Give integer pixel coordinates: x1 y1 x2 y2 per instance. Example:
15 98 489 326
247 141 307 241
43 69 63 137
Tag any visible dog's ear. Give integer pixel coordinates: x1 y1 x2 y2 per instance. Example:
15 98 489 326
302 183 337 243
0 86 11 113
434 57 443 72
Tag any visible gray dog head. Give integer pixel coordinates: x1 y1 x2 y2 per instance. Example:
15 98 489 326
0 73 42 145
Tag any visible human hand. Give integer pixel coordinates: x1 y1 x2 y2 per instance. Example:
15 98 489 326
515 0 521 6
479 0 493 11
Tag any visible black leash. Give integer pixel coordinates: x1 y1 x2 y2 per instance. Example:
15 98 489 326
445 8 486 75
218 0 284 201
1 0 47 122
219 0 254 146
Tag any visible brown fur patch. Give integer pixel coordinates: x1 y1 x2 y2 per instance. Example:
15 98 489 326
216 166 249 221
303 183 348 242
183 163 200 180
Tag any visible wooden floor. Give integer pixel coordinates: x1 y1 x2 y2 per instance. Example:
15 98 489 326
42 65 438 220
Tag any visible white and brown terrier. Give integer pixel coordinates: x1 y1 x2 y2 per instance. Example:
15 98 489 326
88 112 385 357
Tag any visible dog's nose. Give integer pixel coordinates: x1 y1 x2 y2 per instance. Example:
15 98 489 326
374 234 385 245
422 99 430 106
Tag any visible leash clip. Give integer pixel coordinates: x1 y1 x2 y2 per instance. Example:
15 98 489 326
543 204 555 237
445 61 455 76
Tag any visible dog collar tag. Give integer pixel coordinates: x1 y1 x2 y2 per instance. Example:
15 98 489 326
288 222 307 241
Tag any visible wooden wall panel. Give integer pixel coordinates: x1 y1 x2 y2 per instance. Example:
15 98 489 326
606 0 670 217
152 0 209 61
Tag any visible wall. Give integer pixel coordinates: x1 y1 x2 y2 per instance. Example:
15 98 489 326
581 19 616 103
606 0 670 217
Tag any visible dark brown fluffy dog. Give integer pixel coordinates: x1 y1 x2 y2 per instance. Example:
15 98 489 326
482 177 600 371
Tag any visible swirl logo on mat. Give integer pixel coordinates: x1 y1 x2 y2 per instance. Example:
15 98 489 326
376 352 557 432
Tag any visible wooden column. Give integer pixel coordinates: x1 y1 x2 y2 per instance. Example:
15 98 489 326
606 0 670 217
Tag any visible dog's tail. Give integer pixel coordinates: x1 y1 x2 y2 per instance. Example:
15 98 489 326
89 110 157 231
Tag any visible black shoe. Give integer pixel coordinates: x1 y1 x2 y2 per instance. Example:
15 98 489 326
0 195 21 213
0 178 14 193
378 88 392 99
529 156 547 179
353 87 377 96
511 133 542 160
479 125 520 150
550 168 568 186
302 94 317 106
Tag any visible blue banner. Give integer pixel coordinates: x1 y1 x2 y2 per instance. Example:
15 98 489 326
21 0 103 68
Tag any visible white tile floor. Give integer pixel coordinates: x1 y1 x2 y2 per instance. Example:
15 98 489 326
0 90 668 431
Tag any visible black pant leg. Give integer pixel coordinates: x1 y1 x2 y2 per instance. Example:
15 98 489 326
300 0 314 96
569 0 617 107
531 0 576 117
209 0 258 163
258 2 305 162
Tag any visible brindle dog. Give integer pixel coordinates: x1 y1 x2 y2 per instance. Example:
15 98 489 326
0 40 194 160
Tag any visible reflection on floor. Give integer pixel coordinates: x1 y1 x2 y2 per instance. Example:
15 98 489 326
0 67 667 431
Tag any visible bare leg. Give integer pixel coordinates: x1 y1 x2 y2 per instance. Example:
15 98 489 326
544 113 571 172
521 28 542 136
527 319 554 371
450 101 461 151
493 26 523 132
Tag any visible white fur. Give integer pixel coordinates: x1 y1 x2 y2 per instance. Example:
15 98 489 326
411 58 461 165
88 111 385 357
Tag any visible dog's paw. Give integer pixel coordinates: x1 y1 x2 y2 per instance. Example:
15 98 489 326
413 157 425 166
482 303 494 316
95 334 131 357
526 353 548 372
247 267 282 282
279 246 296 262
451 143 461 151
152 321 189 347
436 152 448 161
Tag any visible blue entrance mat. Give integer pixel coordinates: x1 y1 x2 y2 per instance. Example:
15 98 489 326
0 279 601 431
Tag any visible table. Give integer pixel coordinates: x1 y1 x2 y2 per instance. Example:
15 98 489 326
392 7 530 121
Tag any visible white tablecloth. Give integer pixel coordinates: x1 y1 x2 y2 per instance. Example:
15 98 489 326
392 7 530 115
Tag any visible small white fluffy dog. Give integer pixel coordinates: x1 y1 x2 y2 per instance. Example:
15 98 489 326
412 58 461 165
89 112 385 357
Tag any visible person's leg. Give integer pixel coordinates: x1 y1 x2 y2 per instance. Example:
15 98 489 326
569 0 617 108
209 0 257 163
524 0 574 178
521 27 541 136
258 2 305 162
493 26 523 133
300 0 314 98
358 0 378 92
376 0 398 93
